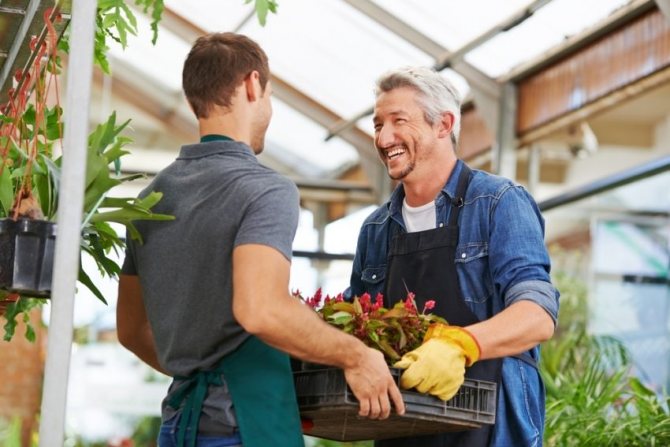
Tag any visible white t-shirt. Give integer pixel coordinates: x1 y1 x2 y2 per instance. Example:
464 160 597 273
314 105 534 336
402 198 436 233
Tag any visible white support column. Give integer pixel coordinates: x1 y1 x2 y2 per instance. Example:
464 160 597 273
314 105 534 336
38 0 96 445
493 82 518 180
527 144 541 196
312 203 329 287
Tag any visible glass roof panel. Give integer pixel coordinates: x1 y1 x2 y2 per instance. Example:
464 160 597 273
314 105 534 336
164 0 253 33
263 97 360 175
465 0 633 78
238 0 433 118
108 10 191 92
371 0 532 51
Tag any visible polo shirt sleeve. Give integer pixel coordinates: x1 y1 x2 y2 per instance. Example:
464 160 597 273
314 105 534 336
489 185 559 324
121 230 138 275
234 177 300 261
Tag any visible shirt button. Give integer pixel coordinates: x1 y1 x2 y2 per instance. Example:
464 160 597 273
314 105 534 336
461 253 466 259
439 223 444 227
372 274 377 279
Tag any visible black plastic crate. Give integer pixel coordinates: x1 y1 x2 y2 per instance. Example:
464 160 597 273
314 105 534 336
294 365 496 441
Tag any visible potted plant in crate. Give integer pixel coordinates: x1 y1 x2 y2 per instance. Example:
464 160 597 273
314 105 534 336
0 7 172 341
294 289 444 363
293 290 497 442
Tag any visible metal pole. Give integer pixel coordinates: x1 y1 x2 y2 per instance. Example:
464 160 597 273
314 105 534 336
494 82 518 179
38 0 96 445
0 0 41 95
527 145 541 196
538 155 670 212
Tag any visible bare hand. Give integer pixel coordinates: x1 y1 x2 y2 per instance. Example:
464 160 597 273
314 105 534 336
343 347 405 419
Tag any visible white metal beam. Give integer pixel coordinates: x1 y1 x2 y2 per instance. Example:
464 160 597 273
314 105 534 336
342 0 500 100
329 0 556 143
38 0 96 445
656 0 670 21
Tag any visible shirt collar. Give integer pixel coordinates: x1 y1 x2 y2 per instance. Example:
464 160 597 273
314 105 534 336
177 140 256 160
388 159 464 214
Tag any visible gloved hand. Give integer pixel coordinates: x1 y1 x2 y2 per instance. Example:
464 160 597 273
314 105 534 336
394 324 480 401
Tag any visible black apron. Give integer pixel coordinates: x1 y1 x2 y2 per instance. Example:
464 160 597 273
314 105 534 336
377 165 500 447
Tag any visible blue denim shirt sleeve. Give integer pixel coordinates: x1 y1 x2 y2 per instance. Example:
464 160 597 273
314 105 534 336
489 185 559 324
345 219 370 300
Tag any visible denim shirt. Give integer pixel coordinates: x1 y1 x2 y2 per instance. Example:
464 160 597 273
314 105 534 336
346 160 559 447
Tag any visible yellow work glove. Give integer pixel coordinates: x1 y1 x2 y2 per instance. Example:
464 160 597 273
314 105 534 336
394 324 481 401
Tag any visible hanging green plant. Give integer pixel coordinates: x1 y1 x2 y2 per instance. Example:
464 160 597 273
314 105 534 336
0 6 173 342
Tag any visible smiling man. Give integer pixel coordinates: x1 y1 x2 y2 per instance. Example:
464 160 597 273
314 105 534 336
347 66 560 447
117 33 404 447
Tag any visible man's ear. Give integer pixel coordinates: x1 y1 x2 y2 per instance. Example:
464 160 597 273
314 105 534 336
437 111 455 139
244 71 261 102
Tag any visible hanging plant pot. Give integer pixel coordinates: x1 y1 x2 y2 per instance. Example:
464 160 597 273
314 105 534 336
0 218 56 298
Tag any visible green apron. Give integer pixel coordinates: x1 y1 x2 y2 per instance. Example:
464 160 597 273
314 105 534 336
168 335 304 447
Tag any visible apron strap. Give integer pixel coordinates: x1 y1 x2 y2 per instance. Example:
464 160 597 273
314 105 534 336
447 164 471 227
168 364 226 447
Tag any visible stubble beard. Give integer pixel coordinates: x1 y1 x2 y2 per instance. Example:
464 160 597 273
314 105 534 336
388 161 415 181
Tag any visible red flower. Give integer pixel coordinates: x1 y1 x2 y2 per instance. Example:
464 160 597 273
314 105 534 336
422 300 436 313
372 293 384 311
359 293 372 312
404 292 417 312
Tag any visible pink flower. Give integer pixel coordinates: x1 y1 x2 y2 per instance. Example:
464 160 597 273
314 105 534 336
404 292 417 311
422 300 436 313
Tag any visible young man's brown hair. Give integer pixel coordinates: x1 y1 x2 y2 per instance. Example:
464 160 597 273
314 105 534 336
182 32 270 119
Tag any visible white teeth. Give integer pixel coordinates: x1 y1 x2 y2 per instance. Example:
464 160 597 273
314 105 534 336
386 147 405 159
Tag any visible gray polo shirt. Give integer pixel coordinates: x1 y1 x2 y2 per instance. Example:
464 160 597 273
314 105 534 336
122 140 299 433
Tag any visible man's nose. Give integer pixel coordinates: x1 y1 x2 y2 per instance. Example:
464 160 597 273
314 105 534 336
376 124 395 148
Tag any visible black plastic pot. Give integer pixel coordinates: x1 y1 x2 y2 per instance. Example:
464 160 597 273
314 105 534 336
0 218 56 298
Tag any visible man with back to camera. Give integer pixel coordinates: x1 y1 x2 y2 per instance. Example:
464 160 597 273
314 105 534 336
346 66 559 446
116 32 405 447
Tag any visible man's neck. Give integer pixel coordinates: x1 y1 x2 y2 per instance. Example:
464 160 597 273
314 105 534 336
198 113 250 146
403 158 457 207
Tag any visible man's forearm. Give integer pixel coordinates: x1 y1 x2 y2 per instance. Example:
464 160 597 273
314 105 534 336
236 294 366 369
466 300 554 360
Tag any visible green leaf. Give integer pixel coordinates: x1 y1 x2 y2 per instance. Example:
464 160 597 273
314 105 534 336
0 162 13 215
330 301 355 313
629 377 655 398
353 297 362 314
39 154 61 218
120 3 138 31
22 105 36 125
45 106 64 140
78 264 109 305
245 0 279 26
377 339 400 361
327 311 353 325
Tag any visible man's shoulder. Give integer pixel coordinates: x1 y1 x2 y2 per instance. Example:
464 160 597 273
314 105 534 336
361 203 391 228
468 168 519 199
